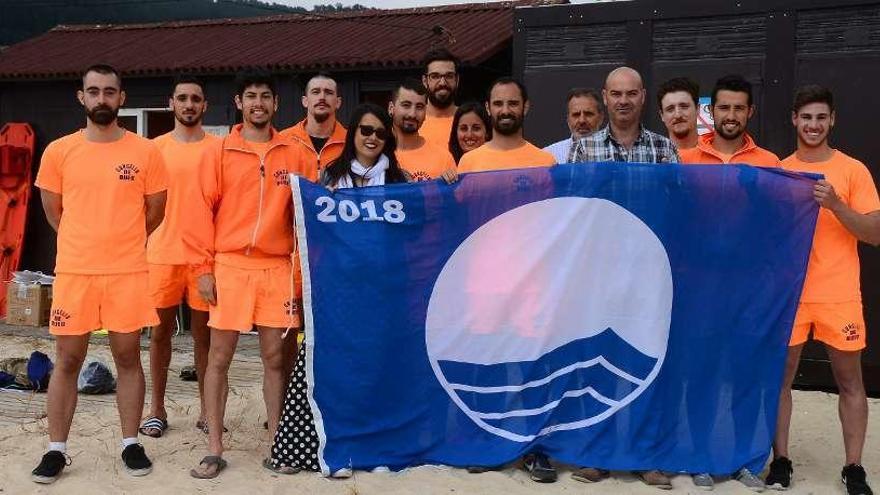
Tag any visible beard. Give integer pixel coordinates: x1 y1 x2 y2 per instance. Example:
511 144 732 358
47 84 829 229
493 114 522 136
671 126 693 139
397 119 420 135
428 87 455 109
714 121 744 140
312 110 331 123
175 113 202 128
86 104 118 126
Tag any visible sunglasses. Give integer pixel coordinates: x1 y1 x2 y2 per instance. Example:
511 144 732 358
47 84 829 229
358 125 390 141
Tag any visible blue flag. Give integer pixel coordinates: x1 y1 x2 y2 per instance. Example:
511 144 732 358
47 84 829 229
292 163 819 476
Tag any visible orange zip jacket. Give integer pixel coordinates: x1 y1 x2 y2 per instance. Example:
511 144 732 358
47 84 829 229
280 118 346 176
679 132 780 167
194 124 314 274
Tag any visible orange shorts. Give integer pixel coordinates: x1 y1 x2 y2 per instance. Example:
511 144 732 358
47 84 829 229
50 272 159 336
208 259 302 332
790 301 866 351
148 263 209 312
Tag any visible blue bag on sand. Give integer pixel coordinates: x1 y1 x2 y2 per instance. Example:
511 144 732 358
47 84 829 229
77 361 116 394
27 351 53 392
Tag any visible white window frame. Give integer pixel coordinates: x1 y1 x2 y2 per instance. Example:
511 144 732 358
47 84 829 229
118 107 171 137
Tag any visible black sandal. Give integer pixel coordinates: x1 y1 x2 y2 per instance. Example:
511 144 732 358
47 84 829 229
190 456 227 479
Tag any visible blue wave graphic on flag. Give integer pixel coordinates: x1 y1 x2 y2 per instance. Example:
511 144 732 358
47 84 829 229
438 328 657 438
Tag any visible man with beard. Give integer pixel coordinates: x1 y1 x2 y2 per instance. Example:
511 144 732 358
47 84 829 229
31 64 168 484
389 78 457 182
544 87 605 163
569 66 678 165
657 77 699 151
458 77 555 173
768 85 879 495
420 49 460 149
676 76 777 493
679 75 779 167
280 73 345 176
190 70 312 479
139 76 220 439
459 80 555 483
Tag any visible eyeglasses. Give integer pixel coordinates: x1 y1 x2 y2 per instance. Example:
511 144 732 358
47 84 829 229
426 72 457 83
358 125 389 140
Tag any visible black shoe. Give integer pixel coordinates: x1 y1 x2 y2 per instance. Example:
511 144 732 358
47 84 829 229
32 450 70 484
842 464 873 495
765 456 792 490
523 453 557 483
121 444 153 476
179 365 197 381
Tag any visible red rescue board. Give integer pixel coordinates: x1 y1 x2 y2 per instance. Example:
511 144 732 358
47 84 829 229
0 123 35 318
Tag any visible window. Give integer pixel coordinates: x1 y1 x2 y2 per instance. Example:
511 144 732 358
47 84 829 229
118 108 174 138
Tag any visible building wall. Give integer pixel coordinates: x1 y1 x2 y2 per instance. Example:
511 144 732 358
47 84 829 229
513 0 880 392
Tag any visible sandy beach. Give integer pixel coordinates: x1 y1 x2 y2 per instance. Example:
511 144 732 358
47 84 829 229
0 332 876 495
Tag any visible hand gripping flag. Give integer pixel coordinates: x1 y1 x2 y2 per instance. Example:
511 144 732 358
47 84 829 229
291 163 819 476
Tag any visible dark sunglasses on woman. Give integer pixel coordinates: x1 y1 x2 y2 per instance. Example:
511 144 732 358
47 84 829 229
358 125 390 141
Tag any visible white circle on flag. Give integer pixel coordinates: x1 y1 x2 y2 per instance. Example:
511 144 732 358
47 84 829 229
425 197 673 442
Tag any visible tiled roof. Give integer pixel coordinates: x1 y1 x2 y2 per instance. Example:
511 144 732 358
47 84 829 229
0 1 564 79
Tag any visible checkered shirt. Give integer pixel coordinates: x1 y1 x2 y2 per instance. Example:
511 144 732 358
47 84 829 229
568 125 680 164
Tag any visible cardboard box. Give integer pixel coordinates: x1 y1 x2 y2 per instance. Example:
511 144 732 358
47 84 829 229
5 283 52 326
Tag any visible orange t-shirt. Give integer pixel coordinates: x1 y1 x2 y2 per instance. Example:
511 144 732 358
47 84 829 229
35 130 168 275
420 114 454 150
396 140 456 181
679 132 780 167
782 150 880 302
147 132 221 266
458 142 556 173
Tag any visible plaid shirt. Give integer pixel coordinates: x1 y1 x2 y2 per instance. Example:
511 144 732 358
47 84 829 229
568 125 680 164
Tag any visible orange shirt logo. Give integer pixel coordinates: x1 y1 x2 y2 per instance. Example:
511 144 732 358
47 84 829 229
411 171 431 182
274 168 290 187
115 163 140 182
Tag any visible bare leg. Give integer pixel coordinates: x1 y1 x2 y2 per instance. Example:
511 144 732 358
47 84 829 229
257 326 297 435
827 347 868 465
147 306 177 426
190 309 211 424
772 344 803 459
47 335 90 443
203 329 239 457
108 331 146 439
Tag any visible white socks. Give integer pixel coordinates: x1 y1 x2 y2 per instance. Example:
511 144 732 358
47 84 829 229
49 437 138 453
121 437 139 450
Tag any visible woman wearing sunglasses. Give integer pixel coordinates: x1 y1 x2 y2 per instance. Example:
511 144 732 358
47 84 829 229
321 103 411 189
268 103 411 478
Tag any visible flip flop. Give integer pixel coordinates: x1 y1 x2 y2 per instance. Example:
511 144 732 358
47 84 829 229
190 456 227 479
138 417 168 438
179 366 197 382
262 457 300 475
196 420 228 434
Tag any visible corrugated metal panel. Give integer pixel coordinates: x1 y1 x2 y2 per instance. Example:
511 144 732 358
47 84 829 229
0 1 559 79
653 15 768 62
524 23 627 69
797 5 880 55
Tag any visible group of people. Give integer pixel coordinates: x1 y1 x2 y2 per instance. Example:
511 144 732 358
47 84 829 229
27 47 877 495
